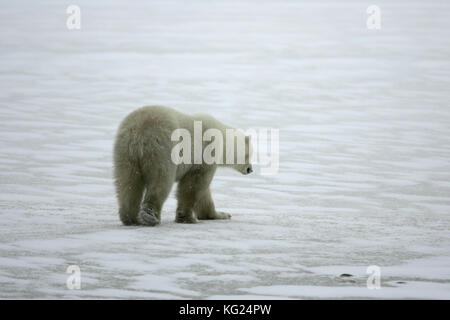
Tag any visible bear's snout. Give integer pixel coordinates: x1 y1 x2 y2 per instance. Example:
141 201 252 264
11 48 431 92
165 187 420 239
246 165 253 174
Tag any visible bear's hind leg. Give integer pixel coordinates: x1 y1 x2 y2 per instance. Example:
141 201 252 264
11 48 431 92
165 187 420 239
115 163 145 226
138 172 174 226
194 188 231 220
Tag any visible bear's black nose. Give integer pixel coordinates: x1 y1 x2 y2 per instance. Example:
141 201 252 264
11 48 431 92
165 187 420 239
247 167 253 174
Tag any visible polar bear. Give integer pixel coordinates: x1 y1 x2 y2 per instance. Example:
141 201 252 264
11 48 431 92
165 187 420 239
113 106 253 226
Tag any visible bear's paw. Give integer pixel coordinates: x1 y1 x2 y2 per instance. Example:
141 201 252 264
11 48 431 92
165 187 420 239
138 207 160 226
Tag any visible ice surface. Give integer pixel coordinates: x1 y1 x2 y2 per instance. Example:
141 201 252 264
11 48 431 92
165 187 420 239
0 0 449 299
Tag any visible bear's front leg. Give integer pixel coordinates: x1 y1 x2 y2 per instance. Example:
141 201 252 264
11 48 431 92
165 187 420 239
194 188 231 220
175 208 197 224
175 166 218 224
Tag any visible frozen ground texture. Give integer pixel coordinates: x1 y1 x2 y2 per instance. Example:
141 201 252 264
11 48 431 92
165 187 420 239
0 0 449 299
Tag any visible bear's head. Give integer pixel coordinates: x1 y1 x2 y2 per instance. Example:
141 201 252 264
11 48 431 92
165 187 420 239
228 134 253 175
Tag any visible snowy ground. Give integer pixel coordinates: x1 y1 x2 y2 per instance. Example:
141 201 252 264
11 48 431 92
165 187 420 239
0 0 449 299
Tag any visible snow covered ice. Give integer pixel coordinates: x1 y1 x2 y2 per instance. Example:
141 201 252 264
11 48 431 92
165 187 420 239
0 0 449 299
